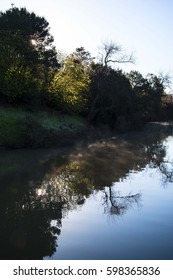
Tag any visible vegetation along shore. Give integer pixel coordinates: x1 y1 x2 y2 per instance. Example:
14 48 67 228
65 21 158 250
0 6 173 149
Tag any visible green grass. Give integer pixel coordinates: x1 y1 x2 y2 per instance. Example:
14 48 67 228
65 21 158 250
0 106 88 148
40 112 87 132
0 107 25 147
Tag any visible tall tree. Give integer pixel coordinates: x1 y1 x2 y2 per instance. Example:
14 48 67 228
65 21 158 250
86 41 135 128
88 64 134 128
0 6 58 103
49 50 91 113
0 7 58 67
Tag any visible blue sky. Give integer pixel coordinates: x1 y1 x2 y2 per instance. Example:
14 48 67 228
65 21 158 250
1 0 173 83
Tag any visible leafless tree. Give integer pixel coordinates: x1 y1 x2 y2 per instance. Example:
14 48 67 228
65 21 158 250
102 187 141 216
98 41 135 67
158 71 172 89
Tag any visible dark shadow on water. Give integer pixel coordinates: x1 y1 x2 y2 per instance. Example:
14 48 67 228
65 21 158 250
0 123 173 259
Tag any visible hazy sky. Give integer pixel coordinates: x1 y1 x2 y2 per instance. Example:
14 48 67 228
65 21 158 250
1 0 173 81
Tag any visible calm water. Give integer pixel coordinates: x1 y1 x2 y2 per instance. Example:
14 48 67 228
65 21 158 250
0 123 173 260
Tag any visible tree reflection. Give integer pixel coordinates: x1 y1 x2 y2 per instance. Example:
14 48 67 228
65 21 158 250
102 187 141 216
159 161 173 183
0 123 173 259
0 185 63 259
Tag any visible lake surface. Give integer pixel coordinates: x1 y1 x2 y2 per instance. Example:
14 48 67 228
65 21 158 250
0 123 173 260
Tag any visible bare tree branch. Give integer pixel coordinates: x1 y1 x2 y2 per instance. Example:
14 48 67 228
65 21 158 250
98 41 135 67
158 71 172 89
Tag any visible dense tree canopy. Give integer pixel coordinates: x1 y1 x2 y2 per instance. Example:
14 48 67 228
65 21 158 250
0 7 58 104
0 6 171 128
127 71 167 121
0 7 58 66
88 65 135 128
49 48 92 113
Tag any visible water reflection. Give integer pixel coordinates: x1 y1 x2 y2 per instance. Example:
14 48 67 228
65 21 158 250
0 123 173 259
102 187 141 216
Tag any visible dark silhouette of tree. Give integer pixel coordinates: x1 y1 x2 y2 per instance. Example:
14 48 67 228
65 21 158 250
73 47 94 67
88 65 135 129
0 6 59 104
127 71 150 119
127 71 168 121
0 7 57 67
98 41 134 67
86 41 135 128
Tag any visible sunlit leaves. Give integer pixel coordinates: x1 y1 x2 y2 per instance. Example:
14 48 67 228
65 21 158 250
1 66 38 102
49 55 91 112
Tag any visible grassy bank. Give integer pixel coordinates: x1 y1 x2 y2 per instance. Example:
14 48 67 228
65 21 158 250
0 106 88 148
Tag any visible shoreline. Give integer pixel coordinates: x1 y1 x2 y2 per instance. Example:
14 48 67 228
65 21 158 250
1 106 173 150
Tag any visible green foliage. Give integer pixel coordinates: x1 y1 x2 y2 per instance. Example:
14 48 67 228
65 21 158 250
0 7 58 104
1 66 39 103
128 71 165 121
49 54 91 113
0 6 170 136
88 64 134 129
0 7 57 66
